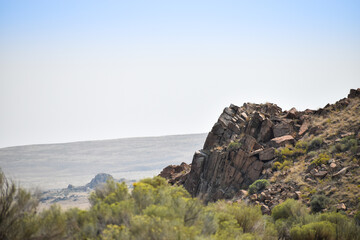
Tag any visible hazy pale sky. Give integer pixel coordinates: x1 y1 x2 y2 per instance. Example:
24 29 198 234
0 0 359 148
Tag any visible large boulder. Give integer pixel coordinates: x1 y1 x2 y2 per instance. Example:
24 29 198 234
269 135 295 148
257 119 274 142
273 122 294 138
159 162 191 185
259 148 276 161
348 88 360 98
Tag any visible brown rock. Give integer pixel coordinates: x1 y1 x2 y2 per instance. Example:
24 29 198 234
269 135 295 148
219 112 233 127
241 134 257 152
332 167 350 177
211 122 225 136
259 148 275 161
348 88 360 98
285 107 298 119
330 163 336 169
299 120 310 135
228 122 241 134
273 122 294 138
314 171 327 178
295 191 302 200
159 162 191 185
259 192 271 202
250 194 258 201
245 112 265 138
203 132 219 150
240 112 248 121
236 189 248 199
257 119 274 142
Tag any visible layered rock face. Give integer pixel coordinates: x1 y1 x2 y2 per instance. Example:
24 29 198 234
182 102 313 202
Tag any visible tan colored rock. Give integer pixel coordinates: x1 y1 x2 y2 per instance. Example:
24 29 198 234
236 189 248 199
240 112 248 121
314 171 327 178
337 203 347 211
299 120 310 135
330 163 336 169
250 194 258 201
269 135 295 147
333 167 350 177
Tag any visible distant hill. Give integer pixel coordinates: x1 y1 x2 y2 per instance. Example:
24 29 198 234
0 133 206 190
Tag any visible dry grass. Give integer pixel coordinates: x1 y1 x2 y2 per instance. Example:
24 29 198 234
311 98 360 140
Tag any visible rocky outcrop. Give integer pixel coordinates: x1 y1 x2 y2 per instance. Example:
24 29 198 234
160 88 360 205
159 162 191 185
182 102 306 202
85 173 114 189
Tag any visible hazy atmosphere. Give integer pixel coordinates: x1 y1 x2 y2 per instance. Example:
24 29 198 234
1 0 359 148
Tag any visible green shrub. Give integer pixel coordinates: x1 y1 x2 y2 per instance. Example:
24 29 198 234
308 151 317 158
277 146 306 162
228 141 242 151
310 194 329 213
0 170 39 240
3 171 360 240
319 212 360 239
273 159 293 171
332 136 358 154
271 199 308 221
311 153 330 166
355 211 360 226
308 137 323 151
248 179 270 194
295 140 308 150
290 221 336 240
89 180 130 206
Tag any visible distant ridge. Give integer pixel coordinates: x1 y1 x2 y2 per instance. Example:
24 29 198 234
0 133 207 190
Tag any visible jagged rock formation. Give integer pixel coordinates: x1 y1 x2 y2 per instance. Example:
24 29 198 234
159 162 191 185
183 102 308 202
161 88 360 214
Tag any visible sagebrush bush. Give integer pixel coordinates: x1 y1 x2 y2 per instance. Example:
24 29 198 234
295 140 308 150
290 221 336 240
1 171 360 240
248 179 270 194
308 137 323 151
310 194 330 213
271 199 308 221
311 153 330 166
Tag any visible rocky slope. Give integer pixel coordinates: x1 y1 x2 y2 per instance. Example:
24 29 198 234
160 88 360 215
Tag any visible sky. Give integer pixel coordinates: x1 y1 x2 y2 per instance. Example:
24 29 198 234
0 0 359 148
